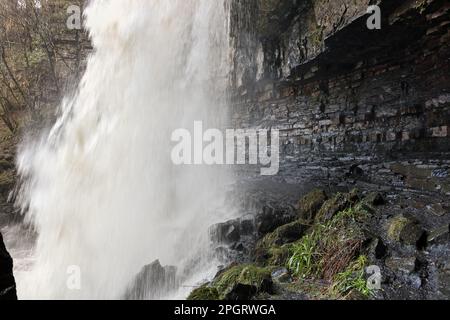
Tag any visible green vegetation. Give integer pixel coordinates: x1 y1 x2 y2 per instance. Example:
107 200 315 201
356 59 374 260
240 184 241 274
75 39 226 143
329 255 372 299
387 215 409 242
187 285 219 300
288 230 320 278
214 264 271 298
287 205 366 281
188 264 272 300
188 190 382 300
297 188 328 224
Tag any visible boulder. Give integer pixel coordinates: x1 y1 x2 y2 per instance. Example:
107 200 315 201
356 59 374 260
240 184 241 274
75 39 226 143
258 220 307 248
210 216 255 245
0 232 17 300
387 215 426 247
385 256 416 274
224 283 257 300
254 220 307 265
428 224 450 245
125 260 178 300
315 192 355 224
255 204 297 235
297 189 328 224
271 268 292 283
213 264 273 300
187 285 220 300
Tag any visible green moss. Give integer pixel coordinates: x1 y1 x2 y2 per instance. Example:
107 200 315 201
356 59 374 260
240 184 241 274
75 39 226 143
297 189 328 224
212 264 271 299
387 215 410 242
315 192 352 224
259 220 306 248
187 285 219 300
255 220 307 267
267 244 292 266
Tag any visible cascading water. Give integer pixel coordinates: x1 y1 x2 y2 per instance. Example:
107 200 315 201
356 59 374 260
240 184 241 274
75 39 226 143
15 0 234 299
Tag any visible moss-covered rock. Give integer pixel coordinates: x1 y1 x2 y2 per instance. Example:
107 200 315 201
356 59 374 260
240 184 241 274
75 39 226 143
297 189 328 224
188 264 273 300
315 192 354 224
387 215 410 242
267 244 292 266
260 220 308 248
254 220 307 265
187 263 273 300
387 215 426 246
212 264 273 300
187 285 220 300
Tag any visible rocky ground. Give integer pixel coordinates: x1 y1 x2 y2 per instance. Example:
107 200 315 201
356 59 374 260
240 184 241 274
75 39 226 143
188 181 450 300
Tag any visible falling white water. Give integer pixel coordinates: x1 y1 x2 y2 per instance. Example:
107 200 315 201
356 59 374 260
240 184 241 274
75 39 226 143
15 0 234 299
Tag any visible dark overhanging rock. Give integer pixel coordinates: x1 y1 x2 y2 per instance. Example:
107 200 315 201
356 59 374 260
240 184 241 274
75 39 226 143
0 232 17 300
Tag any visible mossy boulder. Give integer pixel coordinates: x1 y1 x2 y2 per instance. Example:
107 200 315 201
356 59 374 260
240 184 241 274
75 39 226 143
213 264 273 299
255 242 293 266
387 215 409 242
297 189 328 224
261 220 308 247
267 244 292 266
254 220 307 265
187 285 219 300
387 215 426 246
315 191 357 224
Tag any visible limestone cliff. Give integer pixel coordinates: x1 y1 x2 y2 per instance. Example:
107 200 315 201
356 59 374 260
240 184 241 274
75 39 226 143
230 0 450 192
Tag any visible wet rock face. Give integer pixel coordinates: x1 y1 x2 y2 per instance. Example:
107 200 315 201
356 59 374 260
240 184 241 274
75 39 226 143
230 0 450 189
0 232 17 300
125 260 178 300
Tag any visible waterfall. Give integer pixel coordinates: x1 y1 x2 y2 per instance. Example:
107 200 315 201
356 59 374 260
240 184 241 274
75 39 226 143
15 0 233 299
